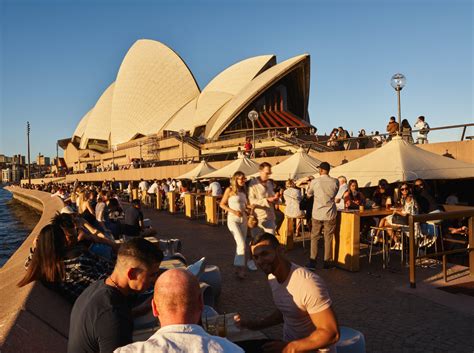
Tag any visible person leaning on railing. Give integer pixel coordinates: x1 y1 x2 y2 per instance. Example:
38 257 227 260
18 213 115 303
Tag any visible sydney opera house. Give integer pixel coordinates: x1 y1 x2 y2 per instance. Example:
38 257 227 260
59 39 315 170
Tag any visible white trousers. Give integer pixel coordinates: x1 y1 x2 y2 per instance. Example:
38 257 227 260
227 219 248 267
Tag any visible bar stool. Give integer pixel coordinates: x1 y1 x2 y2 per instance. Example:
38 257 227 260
295 215 307 248
369 226 391 269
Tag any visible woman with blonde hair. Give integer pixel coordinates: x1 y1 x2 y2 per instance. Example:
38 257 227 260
220 171 251 279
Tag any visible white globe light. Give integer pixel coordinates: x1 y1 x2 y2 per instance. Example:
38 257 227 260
248 110 259 122
391 73 406 90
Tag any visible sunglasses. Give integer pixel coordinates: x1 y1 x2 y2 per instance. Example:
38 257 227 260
400 188 408 191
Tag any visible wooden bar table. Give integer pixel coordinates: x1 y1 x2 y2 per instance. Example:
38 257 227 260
167 191 177 213
205 195 219 225
156 191 162 210
333 208 392 271
184 193 195 218
276 205 294 250
131 188 139 201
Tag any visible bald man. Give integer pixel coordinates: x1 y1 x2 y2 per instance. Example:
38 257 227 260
115 269 243 353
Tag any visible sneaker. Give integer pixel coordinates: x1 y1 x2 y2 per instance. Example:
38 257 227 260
247 260 258 271
305 260 316 271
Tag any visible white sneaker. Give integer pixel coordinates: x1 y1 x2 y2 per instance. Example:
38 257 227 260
247 260 258 271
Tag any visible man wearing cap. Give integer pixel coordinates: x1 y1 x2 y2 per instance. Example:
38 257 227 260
306 162 339 270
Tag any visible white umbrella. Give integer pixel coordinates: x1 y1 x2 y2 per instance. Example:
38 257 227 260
199 156 260 179
251 148 322 181
176 160 217 180
329 136 474 187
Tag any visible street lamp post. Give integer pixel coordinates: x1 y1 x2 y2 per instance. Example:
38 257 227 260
247 110 259 158
179 129 185 164
26 122 31 186
390 73 406 134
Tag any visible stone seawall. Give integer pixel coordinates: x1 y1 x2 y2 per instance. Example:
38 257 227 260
0 187 70 353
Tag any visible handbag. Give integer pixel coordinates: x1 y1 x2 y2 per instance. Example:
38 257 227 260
247 214 258 229
392 213 409 225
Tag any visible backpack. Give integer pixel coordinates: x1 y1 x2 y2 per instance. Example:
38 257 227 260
420 122 430 135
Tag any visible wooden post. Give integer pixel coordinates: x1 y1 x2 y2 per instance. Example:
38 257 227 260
469 216 474 277
332 211 360 272
131 188 139 201
205 195 218 225
156 192 162 210
409 215 416 288
167 192 177 213
184 193 195 218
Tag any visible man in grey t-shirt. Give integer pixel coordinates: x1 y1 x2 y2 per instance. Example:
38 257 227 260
306 162 339 270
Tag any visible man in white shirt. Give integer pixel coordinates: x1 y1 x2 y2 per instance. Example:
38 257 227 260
114 269 243 353
207 178 223 197
138 178 149 193
247 162 279 237
414 115 430 144
235 233 339 353
335 176 348 210
147 179 159 208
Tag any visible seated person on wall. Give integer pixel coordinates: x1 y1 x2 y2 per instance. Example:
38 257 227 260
235 233 339 352
122 199 156 238
18 213 115 303
115 269 244 353
343 179 366 210
68 238 163 353
373 183 417 250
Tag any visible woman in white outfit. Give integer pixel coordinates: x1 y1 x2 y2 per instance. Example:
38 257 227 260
220 171 250 279
283 179 304 235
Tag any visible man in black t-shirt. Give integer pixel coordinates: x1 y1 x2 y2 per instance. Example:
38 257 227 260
122 199 144 237
68 238 163 353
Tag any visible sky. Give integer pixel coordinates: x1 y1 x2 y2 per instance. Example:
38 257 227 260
1 0 472 158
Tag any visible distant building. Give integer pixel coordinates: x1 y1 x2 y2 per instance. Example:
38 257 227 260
12 154 26 165
36 154 50 166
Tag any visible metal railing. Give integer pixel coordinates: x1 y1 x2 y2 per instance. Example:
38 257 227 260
407 209 474 288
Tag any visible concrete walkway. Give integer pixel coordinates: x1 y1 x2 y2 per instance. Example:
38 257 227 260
142 207 474 353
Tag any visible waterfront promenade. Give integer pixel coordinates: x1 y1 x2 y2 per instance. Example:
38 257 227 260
141 207 474 353
1 188 473 352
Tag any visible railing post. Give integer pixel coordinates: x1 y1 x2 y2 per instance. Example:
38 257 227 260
409 215 416 288
469 216 474 277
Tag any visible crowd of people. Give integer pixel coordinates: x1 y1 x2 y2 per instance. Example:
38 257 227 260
325 115 431 151
15 155 470 353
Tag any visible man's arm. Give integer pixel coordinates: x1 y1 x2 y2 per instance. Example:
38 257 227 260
234 309 283 330
283 306 339 353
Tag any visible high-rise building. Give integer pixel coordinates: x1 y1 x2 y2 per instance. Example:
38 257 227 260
36 154 50 166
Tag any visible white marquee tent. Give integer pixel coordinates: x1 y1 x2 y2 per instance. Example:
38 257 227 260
199 156 260 179
250 148 323 181
176 160 217 180
329 136 474 187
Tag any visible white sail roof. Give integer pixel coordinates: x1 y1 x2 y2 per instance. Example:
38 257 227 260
199 156 260 179
330 136 474 187
176 161 217 180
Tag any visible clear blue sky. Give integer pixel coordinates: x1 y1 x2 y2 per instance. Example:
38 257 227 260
1 0 472 158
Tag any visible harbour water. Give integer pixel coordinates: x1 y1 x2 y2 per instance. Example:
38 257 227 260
0 186 40 267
